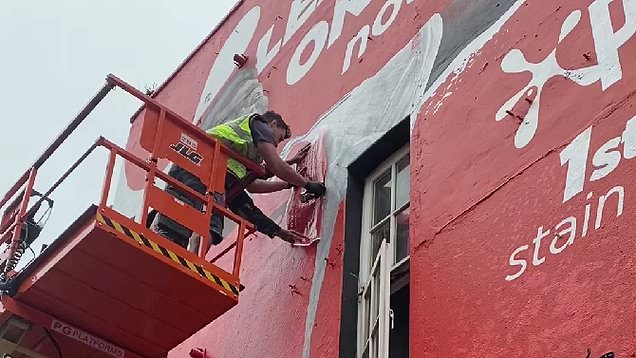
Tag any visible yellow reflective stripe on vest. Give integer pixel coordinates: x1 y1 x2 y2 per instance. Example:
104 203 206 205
226 158 246 178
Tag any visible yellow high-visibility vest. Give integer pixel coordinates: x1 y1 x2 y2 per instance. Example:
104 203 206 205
207 114 263 179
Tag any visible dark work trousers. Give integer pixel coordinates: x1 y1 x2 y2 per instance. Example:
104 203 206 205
154 165 282 249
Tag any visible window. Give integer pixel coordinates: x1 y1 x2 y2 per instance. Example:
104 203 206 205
357 146 410 358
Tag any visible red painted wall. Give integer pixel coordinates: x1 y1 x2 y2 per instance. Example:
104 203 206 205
118 0 636 357
411 0 636 357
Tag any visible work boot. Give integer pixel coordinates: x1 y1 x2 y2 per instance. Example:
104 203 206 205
211 232 223 246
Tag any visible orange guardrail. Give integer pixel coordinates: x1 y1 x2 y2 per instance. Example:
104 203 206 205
0 74 261 283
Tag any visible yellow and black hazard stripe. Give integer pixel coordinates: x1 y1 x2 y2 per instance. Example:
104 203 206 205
96 213 239 296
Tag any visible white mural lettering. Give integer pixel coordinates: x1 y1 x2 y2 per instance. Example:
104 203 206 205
286 0 415 84
196 0 415 111
561 115 636 202
505 185 625 281
497 0 636 149
257 24 283 74
371 0 402 36
287 21 330 84
506 109 636 281
329 0 372 48
285 0 325 45
588 0 636 90
342 25 370 73
506 112 636 281
560 127 592 203
549 217 577 255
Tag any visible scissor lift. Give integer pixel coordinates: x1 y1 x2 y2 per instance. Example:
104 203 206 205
0 75 263 358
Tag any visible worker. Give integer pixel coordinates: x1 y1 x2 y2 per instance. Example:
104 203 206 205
151 111 326 250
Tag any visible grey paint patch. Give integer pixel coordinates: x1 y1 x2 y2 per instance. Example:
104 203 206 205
414 0 526 135
427 0 519 88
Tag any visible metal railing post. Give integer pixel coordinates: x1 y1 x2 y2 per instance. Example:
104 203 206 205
100 146 118 210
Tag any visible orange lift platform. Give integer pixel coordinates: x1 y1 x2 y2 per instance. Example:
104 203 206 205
0 75 264 358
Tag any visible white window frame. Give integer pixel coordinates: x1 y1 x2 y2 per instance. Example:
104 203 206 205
357 145 410 358
359 145 410 278
357 239 391 358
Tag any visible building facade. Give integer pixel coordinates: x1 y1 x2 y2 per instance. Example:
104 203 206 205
117 0 635 356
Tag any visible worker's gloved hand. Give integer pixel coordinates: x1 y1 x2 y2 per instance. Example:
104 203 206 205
301 181 326 203
277 229 306 244
303 181 326 197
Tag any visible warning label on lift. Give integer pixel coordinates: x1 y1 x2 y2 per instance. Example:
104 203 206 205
51 319 126 358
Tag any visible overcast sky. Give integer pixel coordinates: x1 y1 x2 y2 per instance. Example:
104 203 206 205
0 1 237 256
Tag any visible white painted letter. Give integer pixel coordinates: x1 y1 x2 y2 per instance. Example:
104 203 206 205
342 25 370 74
505 245 529 281
372 0 402 36
622 115 636 159
560 127 592 203
329 0 372 48
595 185 625 229
549 217 577 254
285 0 324 45
588 0 636 90
532 226 550 266
582 192 593 237
590 136 621 181
256 25 282 74
287 21 329 85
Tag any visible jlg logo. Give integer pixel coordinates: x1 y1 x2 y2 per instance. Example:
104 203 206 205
170 133 203 166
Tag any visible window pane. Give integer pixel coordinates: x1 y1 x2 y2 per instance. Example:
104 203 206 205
370 222 390 267
373 169 392 225
395 207 410 263
395 154 410 210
